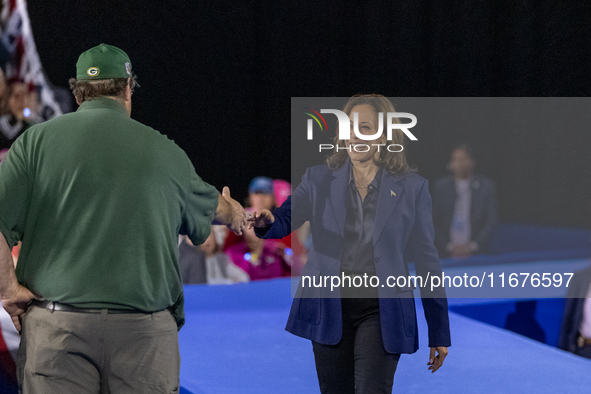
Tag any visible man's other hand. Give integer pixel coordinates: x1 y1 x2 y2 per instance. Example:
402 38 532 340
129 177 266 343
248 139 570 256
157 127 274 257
2 285 37 332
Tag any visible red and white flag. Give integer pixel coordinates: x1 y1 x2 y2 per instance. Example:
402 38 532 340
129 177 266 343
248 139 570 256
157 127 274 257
1 0 64 120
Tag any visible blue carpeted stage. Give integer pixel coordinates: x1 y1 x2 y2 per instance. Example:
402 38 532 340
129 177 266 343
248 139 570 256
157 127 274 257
179 260 591 393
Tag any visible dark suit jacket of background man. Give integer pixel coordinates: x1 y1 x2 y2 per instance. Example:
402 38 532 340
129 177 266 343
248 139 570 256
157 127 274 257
559 265 591 353
432 175 498 257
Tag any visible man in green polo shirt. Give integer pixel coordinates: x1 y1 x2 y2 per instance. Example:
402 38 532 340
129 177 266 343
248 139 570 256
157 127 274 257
0 44 246 393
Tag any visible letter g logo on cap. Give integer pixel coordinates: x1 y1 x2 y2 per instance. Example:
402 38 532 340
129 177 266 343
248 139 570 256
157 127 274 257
87 67 100 77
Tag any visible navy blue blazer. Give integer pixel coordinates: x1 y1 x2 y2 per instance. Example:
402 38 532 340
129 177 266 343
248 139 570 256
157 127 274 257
258 159 451 354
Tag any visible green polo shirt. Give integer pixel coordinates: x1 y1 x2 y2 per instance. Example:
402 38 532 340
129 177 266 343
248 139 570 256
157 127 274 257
0 97 219 329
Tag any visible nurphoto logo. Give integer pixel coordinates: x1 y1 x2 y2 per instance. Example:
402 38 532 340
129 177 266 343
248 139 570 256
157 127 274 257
303 108 418 152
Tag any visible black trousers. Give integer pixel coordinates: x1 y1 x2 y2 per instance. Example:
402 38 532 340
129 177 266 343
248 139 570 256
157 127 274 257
312 297 401 394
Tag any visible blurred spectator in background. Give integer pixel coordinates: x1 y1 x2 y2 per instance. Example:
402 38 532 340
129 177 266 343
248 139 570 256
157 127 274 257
226 224 292 281
0 300 18 393
200 225 249 284
179 227 249 285
0 240 18 394
0 79 40 150
249 176 276 211
178 235 207 284
272 179 291 209
559 265 591 358
433 144 498 258
0 68 6 102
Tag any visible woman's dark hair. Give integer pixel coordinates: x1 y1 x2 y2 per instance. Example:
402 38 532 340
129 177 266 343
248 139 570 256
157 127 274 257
68 74 138 104
326 94 410 174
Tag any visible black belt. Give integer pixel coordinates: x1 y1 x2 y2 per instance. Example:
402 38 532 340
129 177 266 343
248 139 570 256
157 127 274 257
31 300 152 314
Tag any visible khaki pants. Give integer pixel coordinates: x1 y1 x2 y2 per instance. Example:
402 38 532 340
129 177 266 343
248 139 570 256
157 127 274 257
17 305 180 394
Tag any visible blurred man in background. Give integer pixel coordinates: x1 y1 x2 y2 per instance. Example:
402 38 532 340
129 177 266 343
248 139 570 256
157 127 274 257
432 144 498 258
0 43 246 393
248 176 276 211
559 265 591 358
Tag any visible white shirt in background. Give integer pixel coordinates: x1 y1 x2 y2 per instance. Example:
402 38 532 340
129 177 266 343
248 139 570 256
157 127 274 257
449 178 472 247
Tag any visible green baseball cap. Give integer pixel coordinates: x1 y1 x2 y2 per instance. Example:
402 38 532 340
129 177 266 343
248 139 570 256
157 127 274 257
76 43 132 80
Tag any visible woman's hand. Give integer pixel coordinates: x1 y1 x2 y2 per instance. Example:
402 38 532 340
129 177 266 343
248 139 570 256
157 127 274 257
427 346 448 373
248 209 275 229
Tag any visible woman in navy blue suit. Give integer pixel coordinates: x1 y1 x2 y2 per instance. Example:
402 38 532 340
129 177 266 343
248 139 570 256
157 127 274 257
252 95 450 393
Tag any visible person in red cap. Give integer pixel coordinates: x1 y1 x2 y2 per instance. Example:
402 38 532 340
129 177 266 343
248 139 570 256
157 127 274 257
0 43 247 393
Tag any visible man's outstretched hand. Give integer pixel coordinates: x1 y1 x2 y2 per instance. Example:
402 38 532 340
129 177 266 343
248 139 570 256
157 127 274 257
427 346 448 373
2 285 37 332
248 209 275 229
221 186 247 236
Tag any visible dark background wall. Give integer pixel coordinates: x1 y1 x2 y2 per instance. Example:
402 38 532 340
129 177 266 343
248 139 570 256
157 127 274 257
25 1 591 227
